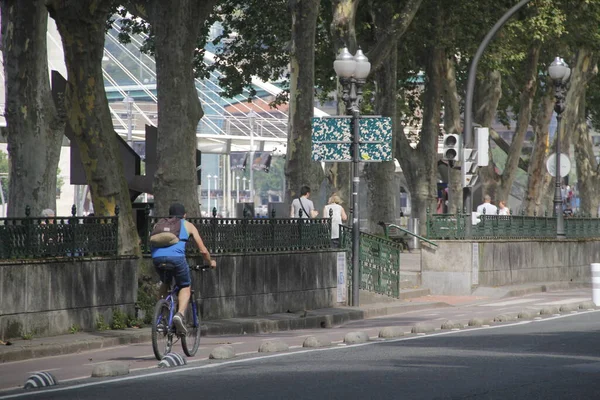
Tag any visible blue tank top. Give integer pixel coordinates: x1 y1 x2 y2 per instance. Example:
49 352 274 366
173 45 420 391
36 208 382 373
151 219 189 258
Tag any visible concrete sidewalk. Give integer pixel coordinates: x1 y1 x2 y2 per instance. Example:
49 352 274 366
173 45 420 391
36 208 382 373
0 282 590 363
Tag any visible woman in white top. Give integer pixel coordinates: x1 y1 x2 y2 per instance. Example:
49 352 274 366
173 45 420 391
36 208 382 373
323 195 348 248
498 200 510 216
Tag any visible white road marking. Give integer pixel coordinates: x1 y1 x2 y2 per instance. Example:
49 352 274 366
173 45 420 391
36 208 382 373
534 297 590 306
478 298 542 307
3 310 599 400
236 351 257 356
133 354 157 359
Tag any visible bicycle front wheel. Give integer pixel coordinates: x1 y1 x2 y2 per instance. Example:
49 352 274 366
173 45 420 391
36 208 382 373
181 299 201 356
152 299 173 360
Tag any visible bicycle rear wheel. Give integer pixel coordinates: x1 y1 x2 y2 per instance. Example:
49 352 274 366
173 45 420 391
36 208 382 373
181 299 201 356
152 299 173 360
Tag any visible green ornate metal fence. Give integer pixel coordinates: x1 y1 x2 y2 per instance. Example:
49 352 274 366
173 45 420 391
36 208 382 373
143 212 332 255
0 206 119 260
340 226 402 298
426 209 600 240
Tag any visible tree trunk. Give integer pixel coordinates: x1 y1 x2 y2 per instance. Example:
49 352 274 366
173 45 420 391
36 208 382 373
285 0 325 207
330 0 358 53
399 46 443 234
496 44 540 204
47 0 140 255
570 49 599 214
364 45 397 233
1 0 64 217
139 0 215 217
441 53 462 213
524 87 554 215
474 69 502 203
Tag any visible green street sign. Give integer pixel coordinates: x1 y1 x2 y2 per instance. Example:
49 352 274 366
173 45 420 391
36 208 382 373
311 116 392 162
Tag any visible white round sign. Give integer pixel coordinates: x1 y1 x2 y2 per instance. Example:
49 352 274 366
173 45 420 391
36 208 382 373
546 153 571 178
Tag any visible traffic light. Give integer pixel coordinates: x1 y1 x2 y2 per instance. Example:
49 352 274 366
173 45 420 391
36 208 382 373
474 127 489 166
442 134 461 162
462 148 479 187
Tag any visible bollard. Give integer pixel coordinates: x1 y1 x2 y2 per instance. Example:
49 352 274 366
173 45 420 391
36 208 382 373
411 217 420 250
592 263 600 306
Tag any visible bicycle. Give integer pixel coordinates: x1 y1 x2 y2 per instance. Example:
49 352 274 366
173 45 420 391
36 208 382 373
151 263 210 361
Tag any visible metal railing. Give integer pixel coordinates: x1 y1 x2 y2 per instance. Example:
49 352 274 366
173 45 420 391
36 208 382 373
426 209 600 240
143 211 332 255
340 226 402 298
0 206 119 260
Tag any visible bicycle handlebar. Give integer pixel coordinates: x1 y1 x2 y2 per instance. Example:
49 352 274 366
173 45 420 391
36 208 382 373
191 264 212 272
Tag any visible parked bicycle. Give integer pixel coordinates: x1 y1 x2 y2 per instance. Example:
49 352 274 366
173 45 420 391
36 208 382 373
151 263 210 360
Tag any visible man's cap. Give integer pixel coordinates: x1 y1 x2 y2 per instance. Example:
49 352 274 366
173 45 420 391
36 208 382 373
168 203 186 217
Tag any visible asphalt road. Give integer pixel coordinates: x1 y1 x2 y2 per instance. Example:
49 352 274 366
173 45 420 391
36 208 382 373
4 310 600 400
0 289 591 391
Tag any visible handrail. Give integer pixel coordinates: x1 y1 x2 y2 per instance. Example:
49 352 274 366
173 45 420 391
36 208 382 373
381 222 438 247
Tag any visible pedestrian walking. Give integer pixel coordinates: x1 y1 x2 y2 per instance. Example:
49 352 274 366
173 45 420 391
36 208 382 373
323 195 347 248
290 186 318 218
498 201 510 216
476 194 498 215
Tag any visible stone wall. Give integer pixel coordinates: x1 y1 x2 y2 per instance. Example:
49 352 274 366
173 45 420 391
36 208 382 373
0 257 137 339
148 251 339 320
0 251 340 339
422 239 598 295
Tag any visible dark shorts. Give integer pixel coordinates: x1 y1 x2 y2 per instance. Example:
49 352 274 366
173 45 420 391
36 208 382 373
152 256 191 288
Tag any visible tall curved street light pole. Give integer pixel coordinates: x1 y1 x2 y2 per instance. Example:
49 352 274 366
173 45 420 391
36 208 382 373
462 0 531 237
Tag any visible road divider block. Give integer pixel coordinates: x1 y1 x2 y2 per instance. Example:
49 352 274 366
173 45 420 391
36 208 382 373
468 318 492 327
518 310 539 319
578 301 597 310
378 327 405 338
210 345 236 360
539 306 560 315
559 304 579 313
24 372 58 389
344 331 369 344
303 336 330 348
411 324 436 334
440 320 464 330
92 361 130 376
158 353 187 368
494 313 518 323
258 340 289 353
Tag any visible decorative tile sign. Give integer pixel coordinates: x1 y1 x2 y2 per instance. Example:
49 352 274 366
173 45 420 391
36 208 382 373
311 116 392 162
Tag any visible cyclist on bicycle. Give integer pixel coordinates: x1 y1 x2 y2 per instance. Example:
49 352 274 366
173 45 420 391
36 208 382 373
151 203 216 335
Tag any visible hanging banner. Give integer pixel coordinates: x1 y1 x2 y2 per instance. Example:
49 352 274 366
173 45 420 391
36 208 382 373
251 151 272 172
230 152 248 170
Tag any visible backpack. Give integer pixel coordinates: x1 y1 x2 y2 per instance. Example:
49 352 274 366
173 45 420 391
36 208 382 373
150 217 182 248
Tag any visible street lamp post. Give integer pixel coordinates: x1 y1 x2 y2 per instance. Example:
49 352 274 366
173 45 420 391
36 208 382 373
0 173 7 218
242 176 247 192
213 175 219 214
548 57 571 238
236 175 240 203
334 47 371 307
206 174 212 214
122 93 134 146
248 110 258 204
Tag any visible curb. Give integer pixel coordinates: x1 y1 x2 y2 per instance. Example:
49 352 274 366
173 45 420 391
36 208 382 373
0 302 448 363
